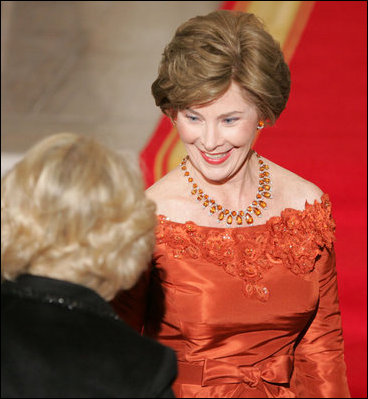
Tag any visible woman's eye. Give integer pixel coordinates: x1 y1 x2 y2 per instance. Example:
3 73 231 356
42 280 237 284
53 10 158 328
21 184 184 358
186 115 199 122
223 117 238 124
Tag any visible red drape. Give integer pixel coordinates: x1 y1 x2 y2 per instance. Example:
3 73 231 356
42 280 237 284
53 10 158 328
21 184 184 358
254 3 367 397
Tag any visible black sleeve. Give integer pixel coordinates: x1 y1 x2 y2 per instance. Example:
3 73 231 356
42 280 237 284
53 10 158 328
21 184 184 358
152 347 178 398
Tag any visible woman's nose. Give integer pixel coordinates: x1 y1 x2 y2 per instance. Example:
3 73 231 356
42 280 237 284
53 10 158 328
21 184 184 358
201 124 222 152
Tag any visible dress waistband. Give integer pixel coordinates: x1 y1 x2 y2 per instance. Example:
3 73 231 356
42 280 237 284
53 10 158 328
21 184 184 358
178 354 294 388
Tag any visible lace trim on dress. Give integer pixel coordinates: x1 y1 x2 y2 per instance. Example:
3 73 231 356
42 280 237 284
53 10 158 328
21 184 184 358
156 194 335 302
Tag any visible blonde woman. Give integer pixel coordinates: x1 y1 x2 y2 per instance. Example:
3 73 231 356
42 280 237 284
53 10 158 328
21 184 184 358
1 133 177 398
114 10 350 398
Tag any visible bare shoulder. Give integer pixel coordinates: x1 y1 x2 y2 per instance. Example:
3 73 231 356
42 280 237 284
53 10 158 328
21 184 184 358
267 158 325 212
145 167 189 217
145 168 178 203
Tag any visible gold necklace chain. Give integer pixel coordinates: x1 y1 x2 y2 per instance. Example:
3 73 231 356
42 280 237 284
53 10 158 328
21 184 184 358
181 153 272 226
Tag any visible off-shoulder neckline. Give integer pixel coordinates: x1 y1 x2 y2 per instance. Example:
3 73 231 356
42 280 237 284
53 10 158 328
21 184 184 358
157 193 330 231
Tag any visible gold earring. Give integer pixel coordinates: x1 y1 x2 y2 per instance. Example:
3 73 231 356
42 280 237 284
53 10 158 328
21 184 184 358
257 121 265 130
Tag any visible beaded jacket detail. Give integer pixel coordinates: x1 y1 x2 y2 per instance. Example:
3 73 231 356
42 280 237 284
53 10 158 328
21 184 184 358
157 193 335 302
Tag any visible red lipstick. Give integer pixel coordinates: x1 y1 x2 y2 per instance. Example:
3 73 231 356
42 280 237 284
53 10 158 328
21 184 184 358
200 149 232 165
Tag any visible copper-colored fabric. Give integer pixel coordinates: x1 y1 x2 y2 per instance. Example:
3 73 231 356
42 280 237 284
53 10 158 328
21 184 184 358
113 194 350 398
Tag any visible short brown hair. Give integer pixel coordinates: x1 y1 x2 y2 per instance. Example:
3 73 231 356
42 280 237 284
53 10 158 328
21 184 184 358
152 10 290 125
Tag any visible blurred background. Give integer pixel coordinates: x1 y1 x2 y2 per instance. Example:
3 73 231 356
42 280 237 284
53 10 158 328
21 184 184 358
2 1 367 397
1 1 220 172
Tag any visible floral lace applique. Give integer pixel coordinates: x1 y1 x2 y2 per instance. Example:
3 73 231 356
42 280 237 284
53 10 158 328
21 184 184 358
156 194 335 302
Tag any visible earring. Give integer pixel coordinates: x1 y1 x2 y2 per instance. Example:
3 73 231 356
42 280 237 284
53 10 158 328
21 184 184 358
257 121 265 130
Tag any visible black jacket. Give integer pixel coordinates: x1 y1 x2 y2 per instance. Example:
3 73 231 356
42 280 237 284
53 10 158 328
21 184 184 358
1 274 177 398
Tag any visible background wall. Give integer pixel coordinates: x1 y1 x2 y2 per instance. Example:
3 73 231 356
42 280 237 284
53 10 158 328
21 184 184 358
1 1 366 397
1 0 220 171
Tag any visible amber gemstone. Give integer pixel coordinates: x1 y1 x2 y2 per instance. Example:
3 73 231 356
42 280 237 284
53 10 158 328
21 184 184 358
182 151 272 225
245 213 254 225
253 207 261 216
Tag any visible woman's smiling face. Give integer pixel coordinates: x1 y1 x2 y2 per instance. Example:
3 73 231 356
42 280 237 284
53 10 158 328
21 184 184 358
175 81 260 184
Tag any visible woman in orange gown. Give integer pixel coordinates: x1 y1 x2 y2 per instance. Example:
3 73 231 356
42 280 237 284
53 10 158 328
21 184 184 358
113 10 350 398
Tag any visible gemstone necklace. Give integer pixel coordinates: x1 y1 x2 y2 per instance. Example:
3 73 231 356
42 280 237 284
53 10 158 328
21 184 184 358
180 152 272 227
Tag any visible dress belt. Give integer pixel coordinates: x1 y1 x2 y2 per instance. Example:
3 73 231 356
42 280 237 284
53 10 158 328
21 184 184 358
178 354 293 388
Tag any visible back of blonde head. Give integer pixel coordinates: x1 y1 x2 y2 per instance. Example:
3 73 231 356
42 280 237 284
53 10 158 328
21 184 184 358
1 133 156 301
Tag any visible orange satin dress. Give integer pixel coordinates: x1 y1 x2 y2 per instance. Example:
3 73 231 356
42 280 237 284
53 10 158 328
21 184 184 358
113 194 350 398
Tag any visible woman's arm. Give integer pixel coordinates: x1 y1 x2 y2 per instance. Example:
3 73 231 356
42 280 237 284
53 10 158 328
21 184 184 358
291 246 351 398
110 268 151 334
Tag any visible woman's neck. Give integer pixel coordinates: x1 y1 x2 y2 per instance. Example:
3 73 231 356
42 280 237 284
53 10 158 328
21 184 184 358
187 151 259 211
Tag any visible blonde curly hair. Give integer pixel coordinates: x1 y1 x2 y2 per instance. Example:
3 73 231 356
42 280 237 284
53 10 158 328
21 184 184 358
152 10 290 125
1 133 156 301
